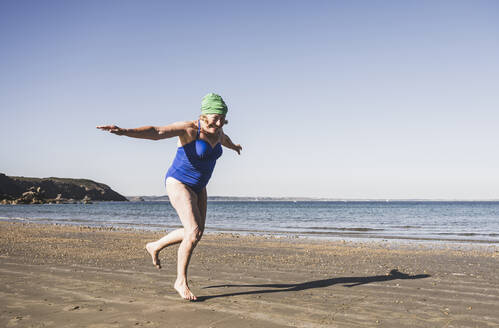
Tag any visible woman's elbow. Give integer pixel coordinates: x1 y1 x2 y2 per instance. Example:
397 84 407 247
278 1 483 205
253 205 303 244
150 134 164 141
155 132 169 140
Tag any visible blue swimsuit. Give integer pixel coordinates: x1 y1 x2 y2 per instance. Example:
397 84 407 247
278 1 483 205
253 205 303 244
165 120 223 193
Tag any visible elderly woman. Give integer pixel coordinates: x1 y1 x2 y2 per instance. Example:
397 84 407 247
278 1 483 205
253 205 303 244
97 93 242 300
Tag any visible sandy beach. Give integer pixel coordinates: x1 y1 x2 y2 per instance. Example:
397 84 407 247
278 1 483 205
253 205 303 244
1 221 498 327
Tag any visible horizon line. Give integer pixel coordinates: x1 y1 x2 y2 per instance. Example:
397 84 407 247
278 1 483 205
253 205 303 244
126 195 499 202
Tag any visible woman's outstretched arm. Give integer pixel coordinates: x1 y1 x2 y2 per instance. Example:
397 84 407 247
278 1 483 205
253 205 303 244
97 122 191 140
221 133 242 155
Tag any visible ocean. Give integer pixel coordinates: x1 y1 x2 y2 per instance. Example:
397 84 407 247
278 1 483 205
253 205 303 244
1 201 499 244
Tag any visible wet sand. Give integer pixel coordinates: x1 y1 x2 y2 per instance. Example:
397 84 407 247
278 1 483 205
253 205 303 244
1 221 498 327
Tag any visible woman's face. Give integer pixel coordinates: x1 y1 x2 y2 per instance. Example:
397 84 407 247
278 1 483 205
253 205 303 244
203 114 225 134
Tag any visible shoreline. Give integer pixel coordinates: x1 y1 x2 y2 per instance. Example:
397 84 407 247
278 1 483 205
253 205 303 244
1 221 498 327
2 216 499 246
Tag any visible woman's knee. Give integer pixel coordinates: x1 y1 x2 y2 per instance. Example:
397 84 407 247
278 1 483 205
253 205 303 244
184 226 204 245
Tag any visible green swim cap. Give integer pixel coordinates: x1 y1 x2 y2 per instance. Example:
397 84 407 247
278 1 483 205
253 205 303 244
201 93 228 115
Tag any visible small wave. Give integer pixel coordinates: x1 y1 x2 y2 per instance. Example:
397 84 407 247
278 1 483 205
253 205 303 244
284 226 384 232
436 232 499 237
104 222 183 229
391 225 422 229
0 216 30 221
16 217 102 224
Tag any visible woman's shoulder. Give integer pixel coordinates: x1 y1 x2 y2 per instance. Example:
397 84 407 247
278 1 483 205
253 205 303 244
177 120 198 144
167 120 196 133
186 120 199 135
177 120 197 129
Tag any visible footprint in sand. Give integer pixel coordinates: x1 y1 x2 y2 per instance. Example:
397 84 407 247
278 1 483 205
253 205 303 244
7 315 32 327
63 305 80 311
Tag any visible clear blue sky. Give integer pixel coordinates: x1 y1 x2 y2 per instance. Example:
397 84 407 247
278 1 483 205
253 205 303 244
1 0 498 199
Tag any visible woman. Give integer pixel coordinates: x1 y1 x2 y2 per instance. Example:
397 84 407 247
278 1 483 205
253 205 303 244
97 93 242 301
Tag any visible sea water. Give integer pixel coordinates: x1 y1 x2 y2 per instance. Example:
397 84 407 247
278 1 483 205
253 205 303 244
1 201 498 244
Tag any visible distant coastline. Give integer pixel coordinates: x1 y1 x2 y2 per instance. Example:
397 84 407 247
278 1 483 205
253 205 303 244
126 195 499 202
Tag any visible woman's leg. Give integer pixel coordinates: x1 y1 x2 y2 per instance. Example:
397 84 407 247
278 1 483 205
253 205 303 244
145 187 207 270
145 228 184 269
145 178 188 268
166 178 206 300
197 187 208 229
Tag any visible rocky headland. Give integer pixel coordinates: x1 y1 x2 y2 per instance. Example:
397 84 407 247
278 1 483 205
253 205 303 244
0 173 128 205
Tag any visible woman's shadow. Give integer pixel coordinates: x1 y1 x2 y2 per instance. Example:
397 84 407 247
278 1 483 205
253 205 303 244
196 269 430 301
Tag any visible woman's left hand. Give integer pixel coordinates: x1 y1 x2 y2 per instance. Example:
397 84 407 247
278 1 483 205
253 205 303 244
221 133 242 155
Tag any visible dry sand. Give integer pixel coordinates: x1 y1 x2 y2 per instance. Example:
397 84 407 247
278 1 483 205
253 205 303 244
1 221 498 327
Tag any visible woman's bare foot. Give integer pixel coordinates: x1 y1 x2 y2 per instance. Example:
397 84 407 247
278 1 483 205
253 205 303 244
174 279 197 301
145 242 161 269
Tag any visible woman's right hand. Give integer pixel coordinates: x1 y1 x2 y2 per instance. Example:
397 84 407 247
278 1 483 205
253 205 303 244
96 125 127 136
